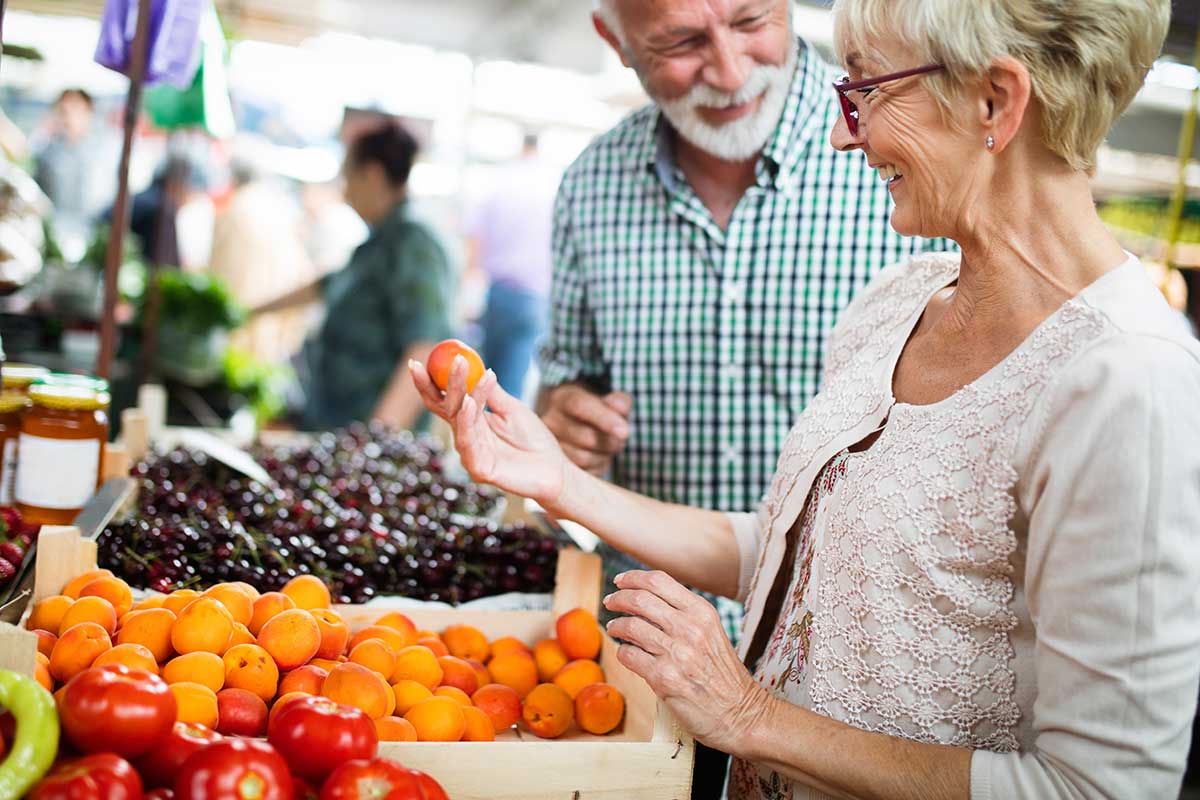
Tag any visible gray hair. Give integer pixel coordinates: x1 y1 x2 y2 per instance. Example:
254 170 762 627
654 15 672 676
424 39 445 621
832 0 1170 174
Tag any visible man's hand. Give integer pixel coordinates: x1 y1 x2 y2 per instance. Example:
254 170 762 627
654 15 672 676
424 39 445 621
539 383 632 476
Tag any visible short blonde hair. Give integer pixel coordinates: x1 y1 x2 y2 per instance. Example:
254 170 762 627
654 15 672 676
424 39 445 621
832 0 1170 173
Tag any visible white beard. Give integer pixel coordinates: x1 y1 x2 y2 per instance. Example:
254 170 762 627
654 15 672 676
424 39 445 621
645 45 797 163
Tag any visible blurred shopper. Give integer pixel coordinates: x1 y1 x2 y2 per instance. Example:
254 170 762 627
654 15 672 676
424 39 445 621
210 159 317 363
255 123 453 430
32 89 119 256
537 2 949 793
465 133 560 401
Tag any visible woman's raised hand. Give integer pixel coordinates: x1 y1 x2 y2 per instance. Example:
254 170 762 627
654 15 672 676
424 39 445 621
410 355 571 508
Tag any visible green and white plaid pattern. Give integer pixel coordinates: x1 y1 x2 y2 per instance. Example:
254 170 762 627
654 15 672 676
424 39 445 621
540 41 951 634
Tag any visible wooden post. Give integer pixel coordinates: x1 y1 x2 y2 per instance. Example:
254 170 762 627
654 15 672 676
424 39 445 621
96 0 154 380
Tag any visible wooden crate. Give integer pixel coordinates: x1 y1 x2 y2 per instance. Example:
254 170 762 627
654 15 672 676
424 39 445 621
0 527 695 800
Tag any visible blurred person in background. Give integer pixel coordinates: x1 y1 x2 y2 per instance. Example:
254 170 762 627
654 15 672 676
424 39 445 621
32 89 119 257
253 122 453 430
210 157 317 363
465 132 560 400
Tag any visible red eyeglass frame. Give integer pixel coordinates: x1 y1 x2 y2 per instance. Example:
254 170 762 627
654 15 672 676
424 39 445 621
833 63 945 135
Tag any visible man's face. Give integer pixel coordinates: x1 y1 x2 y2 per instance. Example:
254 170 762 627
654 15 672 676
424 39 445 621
603 0 795 161
55 95 92 142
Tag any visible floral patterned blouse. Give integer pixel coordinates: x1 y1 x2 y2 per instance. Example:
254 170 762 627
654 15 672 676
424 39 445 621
729 451 857 800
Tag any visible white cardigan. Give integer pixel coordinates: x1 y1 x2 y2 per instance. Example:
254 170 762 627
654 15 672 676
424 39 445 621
727 252 1200 799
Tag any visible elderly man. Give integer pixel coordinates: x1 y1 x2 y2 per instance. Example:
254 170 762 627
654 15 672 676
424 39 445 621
538 1 949 794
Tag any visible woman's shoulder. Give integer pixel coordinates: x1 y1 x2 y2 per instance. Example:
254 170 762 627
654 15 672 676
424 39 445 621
825 251 961 372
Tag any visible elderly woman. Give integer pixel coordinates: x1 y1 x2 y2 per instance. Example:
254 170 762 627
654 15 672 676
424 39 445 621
412 0 1200 796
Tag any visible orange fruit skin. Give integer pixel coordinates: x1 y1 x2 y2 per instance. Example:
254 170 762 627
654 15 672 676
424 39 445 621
391 679 434 716
461 706 496 742
27 596 73 635
257 608 321 671
436 656 479 696
391 646 443 690
472 683 521 733
249 592 296 636
348 625 409 655
163 652 226 693
163 590 202 616
532 639 569 682
279 665 329 696
374 612 418 643
487 652 539 699
404 696 466 742
222 643 280 703
348 638 398 680
322 662 393 720
416 637 449 658
49 622 111 684
556 608 602 661
311 609 350 660
93 643 159 674
78 576 134 618
60 596 118 636
442 625 490 663
170 681 220 728
553 659 606 700
426 339 485 393
374 716 418 742
34 654 52 691
116 608 177 663
171 598 235 655
281 575 331 611
575 683 625 735
202 584 254 626
489 637 532 660
62 569 114 600
522 683 574 739
32 630 57 659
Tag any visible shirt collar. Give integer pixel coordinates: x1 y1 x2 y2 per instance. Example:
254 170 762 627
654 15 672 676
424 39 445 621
629 37 837 191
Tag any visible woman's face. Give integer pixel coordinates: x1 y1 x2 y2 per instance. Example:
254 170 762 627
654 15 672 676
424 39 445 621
830 35 987 240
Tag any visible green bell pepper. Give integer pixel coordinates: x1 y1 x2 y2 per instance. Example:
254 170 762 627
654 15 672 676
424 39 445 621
0 668 59 800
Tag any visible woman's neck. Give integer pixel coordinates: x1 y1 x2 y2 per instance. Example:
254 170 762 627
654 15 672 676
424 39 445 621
941 162 1127 338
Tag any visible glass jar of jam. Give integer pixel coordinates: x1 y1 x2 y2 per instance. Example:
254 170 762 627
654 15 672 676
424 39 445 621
15 375 110 525
2 363 50 396
0 392 31 505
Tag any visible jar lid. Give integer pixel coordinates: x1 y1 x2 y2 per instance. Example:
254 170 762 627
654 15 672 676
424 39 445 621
29 381 111 411
2 363 50 388
0 392 31 414
34 373 110 393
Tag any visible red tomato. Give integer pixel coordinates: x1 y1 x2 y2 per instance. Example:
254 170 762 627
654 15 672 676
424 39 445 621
29 753 143 800
60 664 177 757
137 721 223 788
146 790 176 800
293 776 321 800
267 696 377 784
175 738 294 800
319 759 449 800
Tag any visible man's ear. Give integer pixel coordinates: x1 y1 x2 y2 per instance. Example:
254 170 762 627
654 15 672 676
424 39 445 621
980 55 1032 154
593 12 631 68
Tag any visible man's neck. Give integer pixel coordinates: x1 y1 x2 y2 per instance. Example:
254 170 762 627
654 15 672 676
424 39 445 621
673 133 758 231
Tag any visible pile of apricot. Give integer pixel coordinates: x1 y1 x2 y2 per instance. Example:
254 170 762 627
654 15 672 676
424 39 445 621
28 571 625 742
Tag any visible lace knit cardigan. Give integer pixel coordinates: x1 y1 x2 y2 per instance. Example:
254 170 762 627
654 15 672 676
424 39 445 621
726 252 1200 799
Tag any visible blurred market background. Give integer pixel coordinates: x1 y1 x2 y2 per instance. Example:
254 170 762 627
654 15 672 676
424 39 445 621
0 0 1197 435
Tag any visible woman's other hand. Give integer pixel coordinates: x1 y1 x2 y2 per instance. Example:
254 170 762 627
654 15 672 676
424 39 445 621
410 355 571 509
604 570 770 754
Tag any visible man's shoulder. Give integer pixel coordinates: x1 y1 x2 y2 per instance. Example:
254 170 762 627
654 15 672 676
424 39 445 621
561 105 658 187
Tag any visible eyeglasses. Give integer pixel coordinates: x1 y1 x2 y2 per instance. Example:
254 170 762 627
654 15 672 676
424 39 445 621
832 63 945 136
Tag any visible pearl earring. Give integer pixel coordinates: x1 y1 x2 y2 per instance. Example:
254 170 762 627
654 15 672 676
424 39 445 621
985 135 995 151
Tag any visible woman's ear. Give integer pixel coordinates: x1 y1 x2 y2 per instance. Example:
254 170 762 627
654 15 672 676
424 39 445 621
981 56 1032 153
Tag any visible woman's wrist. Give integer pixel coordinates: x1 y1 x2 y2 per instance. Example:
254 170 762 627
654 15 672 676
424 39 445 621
735 686 790 764
542 457 590 520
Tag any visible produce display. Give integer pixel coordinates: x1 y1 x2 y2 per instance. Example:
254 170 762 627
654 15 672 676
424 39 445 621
0 661 454 800
0 508 37 594
24 572 626 745
96 424 560 604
